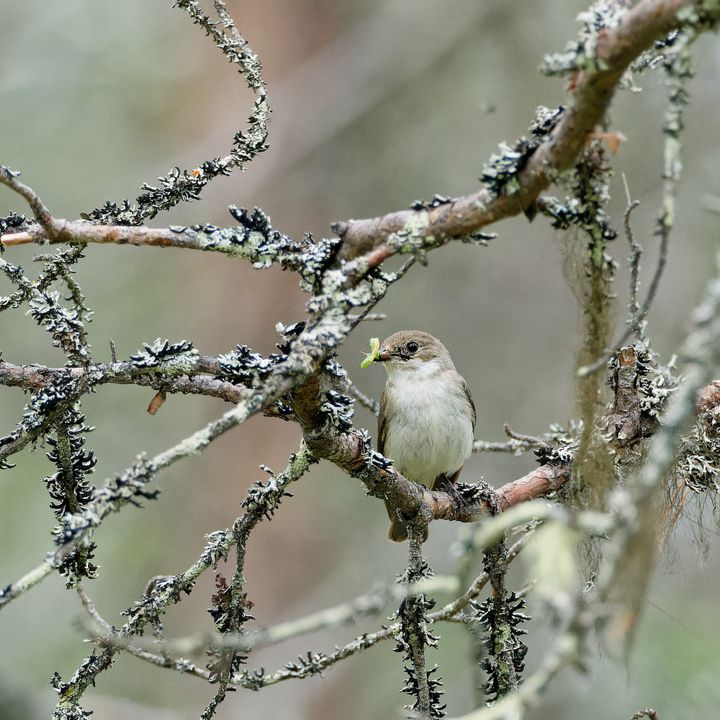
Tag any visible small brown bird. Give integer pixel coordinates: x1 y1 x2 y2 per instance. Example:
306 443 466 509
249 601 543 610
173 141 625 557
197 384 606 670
374 331 476 542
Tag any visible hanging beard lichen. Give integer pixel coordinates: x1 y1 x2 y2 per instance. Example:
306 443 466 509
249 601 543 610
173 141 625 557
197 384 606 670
573 241 615 512
545 146 618 512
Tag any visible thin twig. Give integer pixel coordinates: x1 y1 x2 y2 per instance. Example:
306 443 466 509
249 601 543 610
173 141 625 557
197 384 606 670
347 381 380 416
82 535 529 695
76 584 110 630
473 424 551 455
348 312 386 322
0 165 56 233
623 174 644 339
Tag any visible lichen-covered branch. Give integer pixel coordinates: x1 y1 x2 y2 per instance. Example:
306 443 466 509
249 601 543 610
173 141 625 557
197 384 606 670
2 2 720 719
52 443 313 719
0 356 247 405
451 260 720 720
334 0 719 261
3 3 717 274
83 0 269 226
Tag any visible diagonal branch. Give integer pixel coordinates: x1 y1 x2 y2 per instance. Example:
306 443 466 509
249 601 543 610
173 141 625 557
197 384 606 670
3 2 716 272
336 0 714 261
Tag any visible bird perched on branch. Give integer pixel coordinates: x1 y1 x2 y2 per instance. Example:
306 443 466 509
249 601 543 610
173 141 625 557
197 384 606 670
373 331 475 542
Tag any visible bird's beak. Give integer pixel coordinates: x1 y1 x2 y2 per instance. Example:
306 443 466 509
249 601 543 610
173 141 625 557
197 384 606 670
375 348 391 362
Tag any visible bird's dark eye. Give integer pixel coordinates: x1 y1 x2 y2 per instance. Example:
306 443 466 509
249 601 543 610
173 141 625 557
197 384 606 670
406 341 419 353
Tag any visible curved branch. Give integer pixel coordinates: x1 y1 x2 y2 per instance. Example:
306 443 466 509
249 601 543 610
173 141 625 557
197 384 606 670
300 389 570 528
2 2 713 269
296 350 720 536
337 0 704 260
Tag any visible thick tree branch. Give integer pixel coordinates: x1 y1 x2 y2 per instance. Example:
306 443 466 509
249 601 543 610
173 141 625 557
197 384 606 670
3 2 716 272
336 0 714 261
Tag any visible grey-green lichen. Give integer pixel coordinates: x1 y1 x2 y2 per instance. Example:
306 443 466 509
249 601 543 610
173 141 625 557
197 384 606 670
541 1 625 77
130 339 198 372
472 591 529 702
45 405 98 585
386 209 432 254
676 405 720 496
84 0 269 227
479 106 564 200
634 351 676 420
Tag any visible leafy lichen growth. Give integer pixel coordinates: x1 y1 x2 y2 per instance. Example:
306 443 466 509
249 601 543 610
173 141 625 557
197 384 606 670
541 1 626 77
678 408 720 495
479 106 565 200
472 591 529 703
394 591 446 719
0 210 27 241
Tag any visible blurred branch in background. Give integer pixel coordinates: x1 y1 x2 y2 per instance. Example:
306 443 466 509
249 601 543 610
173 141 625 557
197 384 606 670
241 0 511 194
1 1 720 719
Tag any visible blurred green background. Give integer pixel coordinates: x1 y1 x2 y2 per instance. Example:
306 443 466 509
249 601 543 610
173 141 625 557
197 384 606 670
1 1 720 718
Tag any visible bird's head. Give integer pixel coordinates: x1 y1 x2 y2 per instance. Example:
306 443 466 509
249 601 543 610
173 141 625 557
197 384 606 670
374 330 454 376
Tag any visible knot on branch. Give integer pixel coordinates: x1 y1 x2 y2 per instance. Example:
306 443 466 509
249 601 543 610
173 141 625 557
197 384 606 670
603 345 676 447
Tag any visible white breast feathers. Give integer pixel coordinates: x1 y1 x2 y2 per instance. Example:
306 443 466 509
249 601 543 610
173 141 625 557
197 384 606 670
383 362 474 487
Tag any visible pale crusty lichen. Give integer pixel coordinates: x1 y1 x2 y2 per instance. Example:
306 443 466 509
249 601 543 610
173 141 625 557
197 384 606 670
386 209 433 254
541 1 625 77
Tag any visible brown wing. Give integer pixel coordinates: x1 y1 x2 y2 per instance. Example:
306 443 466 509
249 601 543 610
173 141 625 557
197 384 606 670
378 387 391 455
463 378 476 431
430 378 475 493
378 389 412 541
